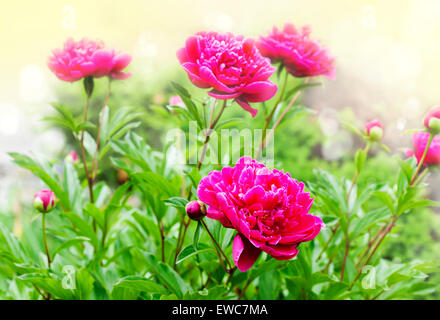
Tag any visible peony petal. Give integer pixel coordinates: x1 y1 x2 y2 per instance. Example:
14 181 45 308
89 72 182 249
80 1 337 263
199 66 235 93
176 47 188 64
185 36 200 62
112 53 132 72
233 234 262 272
241 81 278 103
235 97 258 117
208 90 241 100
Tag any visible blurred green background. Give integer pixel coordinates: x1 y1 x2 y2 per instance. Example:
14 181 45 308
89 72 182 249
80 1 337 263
0 0 439 298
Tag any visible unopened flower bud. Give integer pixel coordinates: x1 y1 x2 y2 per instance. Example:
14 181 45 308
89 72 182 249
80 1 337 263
185 200 207 221
365 120 383 141
117 168 129 185
65 150 79 163
424 106 440 134
168 95 184 107
33 190 56 213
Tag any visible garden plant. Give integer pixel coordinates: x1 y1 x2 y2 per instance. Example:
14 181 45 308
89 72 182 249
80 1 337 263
0 23 439 300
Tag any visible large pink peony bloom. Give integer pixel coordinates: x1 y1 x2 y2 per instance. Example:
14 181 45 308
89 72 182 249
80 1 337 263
48 38 132 82
257 23 335 79
198 156 324 272
405 132 440 166
177 32 278 117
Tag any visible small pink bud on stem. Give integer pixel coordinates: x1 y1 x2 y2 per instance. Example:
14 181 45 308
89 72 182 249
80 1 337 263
185 200 207 221
33 190 56 213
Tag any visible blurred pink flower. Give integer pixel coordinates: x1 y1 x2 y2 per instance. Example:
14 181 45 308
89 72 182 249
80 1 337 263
169 95 184 107
33 189 56 213
177 31 277 117
423 106 440 131
405 132 440 166
198 156 323 272
257 23 335 79
66 150 79 163
47 38 132 82
365 120 383 135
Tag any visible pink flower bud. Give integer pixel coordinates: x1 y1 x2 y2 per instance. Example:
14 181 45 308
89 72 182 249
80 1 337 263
423 106 440 133
185 200 207 221
33 190 56 213
365 120 383 141
168 95 184 108
66 151 79 163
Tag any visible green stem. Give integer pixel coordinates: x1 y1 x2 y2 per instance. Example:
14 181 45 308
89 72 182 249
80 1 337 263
257 78 308 158
351 215 397 287
42 213 51 269
316 225 338 261
201 219 232 271
238 277 252 300
91 79 112 180
261 69 288 149
346 142 371 202
196 99 227 171
341 142 370 281
410 132 433 185
78 94 95 204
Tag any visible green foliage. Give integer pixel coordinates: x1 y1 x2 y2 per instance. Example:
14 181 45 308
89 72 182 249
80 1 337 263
1 65 439 301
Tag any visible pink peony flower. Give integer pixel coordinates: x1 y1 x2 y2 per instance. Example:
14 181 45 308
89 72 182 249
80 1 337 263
169 95 185 107
256 23 335 79
197 156 323 272
33 189 56 213
47 38 132 82
423 106 440 132
406 132 440 166
177 32 278 117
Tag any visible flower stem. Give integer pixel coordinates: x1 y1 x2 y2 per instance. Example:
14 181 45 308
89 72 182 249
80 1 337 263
41 213 51 269
257 78 308 158
261 69 288 149
351 215 398 287
200 219 233 271
340 142 370 281
91 79 112 180
346 142 371 202
316 225 338 261
238 277 252 300
410 132 433 185
78 94 95 204
196 99 227 171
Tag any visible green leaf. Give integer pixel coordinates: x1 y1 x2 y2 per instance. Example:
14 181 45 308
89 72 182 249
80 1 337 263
164 197 189 209
143 252 192 299
18 273 75 300
52 236 90 258
350 207 391 239
170 81 203 129
284 82 322 100
193 222 202 251
176 244 216 265
83 131 97 157
112 276 168 296
9 153 71 211
342 121 363 137
64 212 99 248
355 148 367 173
